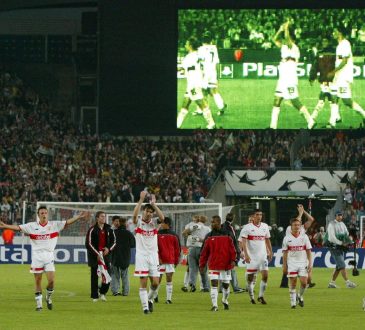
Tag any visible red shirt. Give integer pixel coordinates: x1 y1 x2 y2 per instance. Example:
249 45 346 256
98 228 106 251
199 230 236 270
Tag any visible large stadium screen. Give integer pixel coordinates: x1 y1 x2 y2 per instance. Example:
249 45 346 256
177 8 365 130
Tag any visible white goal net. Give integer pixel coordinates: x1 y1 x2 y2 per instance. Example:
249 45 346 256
35 201 223 245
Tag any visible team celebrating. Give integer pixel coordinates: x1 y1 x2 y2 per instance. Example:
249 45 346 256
178 20 365 129
0 191 358 312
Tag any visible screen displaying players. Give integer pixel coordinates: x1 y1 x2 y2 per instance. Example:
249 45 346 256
177 9 365 129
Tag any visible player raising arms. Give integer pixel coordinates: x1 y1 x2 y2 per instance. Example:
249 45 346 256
0 206 90 311
327 25 365 126
195 31 227 117
133 191 165 314
199 215 237 312
177 36 216 129
282 218 312 309
270 20 315 129
239 209 273 305
280 204 315 289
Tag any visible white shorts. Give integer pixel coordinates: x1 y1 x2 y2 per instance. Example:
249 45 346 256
208 270 232 283
134 253 159 277
203 70 218 89
30 251 55 273
185 86 204 101
320 82 334 94
331 81 352 99
287 263 308 278
275 83 299 100
246 259 269 274
158 264 175 274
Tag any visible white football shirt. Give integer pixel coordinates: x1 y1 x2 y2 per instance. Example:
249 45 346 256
182 51 204 91
19 220 66 252
239 222 270 260
282 232 312 264
335 39 353 83
135 216 158 256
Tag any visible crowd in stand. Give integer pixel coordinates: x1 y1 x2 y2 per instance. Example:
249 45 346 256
179 9 365 54
1 70 365 247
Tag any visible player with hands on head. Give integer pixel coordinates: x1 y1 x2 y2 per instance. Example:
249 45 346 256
0 207 90 311
133 190 165 314
282 218 312 308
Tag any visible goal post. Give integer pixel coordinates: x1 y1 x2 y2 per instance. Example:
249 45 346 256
36 201 223 245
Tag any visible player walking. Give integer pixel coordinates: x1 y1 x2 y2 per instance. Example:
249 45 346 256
282 218 312 308
155 217 181 304
195 31 227 116
239 209 273 304
177 36 216 129
0 206 89 311
328 25 365 126
133 191 165 314
199 216 237 311
309 37 338 126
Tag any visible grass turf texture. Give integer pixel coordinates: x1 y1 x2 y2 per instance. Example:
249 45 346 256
177 79 365 129
1 265 364 330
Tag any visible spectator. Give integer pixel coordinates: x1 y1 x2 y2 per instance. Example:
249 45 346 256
110 216 136 296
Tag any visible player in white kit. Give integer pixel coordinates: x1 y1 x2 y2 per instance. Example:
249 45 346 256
328 25 365 126
239 209 273 305
132 191 165 314
281 204 315 288
0 206 89 311
270 21 315 129
177 36 216 129
282 218 312 308
194 31 227 116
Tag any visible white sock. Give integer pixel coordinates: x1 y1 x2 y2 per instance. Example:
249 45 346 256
210 286 218 307
148 287 158 301
299 286 306 299
183 271 189 287
270 107 280 129
35 292 43 309
312 100 324 120
352 102 365 117
289 288 296 307
222 287 230 304
299 106 314 128
46 288 54 301
166 282 173 301
177 108 189 128
259 281 267 298
139 288 149 311
329 103 339 125
202 107 215 128
213 93 224 109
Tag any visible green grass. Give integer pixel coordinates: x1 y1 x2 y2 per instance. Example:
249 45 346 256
177 79 365 129
1 265 364 329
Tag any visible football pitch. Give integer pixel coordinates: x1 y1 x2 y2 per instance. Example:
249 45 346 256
1 265 364 330
177 79 365 129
